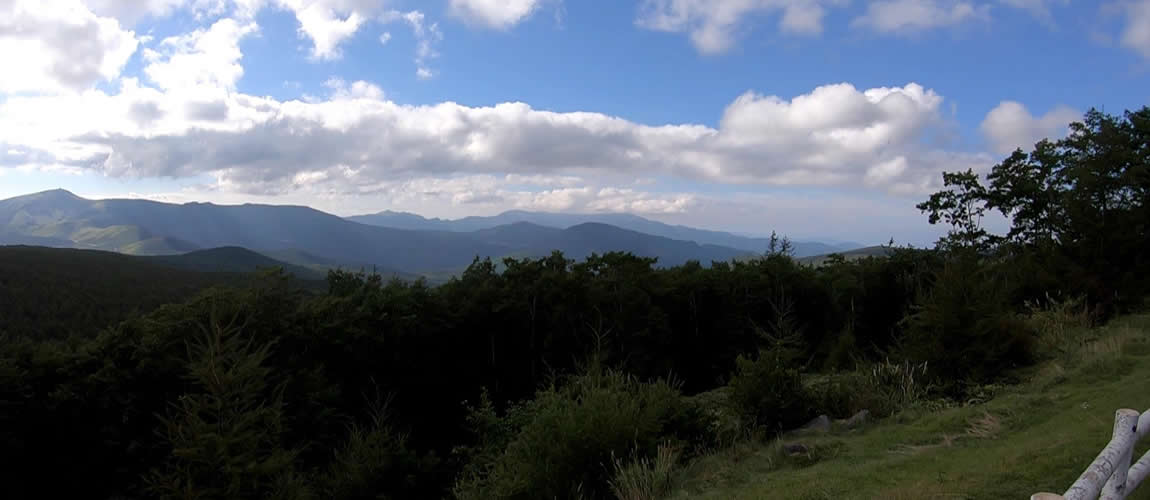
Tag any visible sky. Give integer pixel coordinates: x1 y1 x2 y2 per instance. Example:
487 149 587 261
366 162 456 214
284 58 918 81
1 0 1148 245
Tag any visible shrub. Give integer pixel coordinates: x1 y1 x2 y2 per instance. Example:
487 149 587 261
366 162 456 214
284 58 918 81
319 401 440 500
807 360 929 419
453 368 705 500
726 348 812 433
901 254 1037 390
683 387 747 449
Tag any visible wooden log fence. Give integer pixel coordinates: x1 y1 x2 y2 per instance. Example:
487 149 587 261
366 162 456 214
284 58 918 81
1032 409 1150 500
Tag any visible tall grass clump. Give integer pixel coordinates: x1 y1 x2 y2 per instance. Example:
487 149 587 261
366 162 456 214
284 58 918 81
808 360 930 418
608 443 681 500
1026 293 1092 358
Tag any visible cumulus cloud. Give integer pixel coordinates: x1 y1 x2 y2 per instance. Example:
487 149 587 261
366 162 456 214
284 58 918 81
635 0 845 55
0 77 989 200
273 0 381 60
448 0 542 29
852 0 991 34
980 101 1080 154
1121 0 1150 59
0 0 139 93
142 18 257 90
324 77 385 100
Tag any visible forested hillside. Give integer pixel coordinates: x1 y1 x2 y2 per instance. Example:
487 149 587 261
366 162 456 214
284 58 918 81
0 246 327 339
0 107 1147 499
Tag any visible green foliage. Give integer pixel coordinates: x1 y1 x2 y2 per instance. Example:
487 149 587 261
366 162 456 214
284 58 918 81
900 254 1037 389
145 312 308 500
0 246 253 339
920 106 1150 313
726 347 812 433
1026 293 1093 359
453 368 704 500
916 169 996 252
808 360 930 418
319 400 439 500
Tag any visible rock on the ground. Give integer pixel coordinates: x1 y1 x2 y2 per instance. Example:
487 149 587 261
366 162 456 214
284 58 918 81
782 442 809 455
845 409 870 429
800 414 831 433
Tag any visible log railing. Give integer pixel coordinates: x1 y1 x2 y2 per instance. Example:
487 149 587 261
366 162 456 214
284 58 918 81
1032 409 1150 500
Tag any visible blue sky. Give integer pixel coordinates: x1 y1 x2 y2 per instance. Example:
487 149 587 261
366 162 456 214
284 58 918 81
1 0 1149 245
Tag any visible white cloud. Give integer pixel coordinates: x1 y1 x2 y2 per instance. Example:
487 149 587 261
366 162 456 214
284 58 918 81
324 77 385 100
504 174 584 187
852 0 991 34
779 2 827 35
0 78 986 200
980 101 1080 154
379 30 391 44
1120 0 1150 59
0 0 139 93
143 18 257 91
383 10 443 78
448 0 542 29
997 0 1067 25
343 178 697 216
274 0 386 60
635 0 844 55
713 83 964 188
83 0 194 24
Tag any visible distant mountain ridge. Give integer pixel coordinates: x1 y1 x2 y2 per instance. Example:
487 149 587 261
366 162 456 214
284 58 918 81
0 189 516 272
471 222 748 264
144 247 326 279
348 209 862 257
0 190 759 275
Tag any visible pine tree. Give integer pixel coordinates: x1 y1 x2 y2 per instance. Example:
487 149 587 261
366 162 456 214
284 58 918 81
146 309 310 500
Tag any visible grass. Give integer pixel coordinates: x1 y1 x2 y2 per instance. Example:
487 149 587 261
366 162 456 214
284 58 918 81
668 312 1150 500
610 443 682 500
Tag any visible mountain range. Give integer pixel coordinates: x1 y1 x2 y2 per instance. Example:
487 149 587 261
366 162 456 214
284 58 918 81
0 189 869 277
348 210 861 256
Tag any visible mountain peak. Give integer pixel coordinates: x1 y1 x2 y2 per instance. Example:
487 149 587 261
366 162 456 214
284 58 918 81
32 188 82 200
0 188 87 207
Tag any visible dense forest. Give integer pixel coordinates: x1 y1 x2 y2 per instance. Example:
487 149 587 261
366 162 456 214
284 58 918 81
1 107 1147 499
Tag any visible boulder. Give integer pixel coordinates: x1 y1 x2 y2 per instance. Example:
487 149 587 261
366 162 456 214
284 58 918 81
800 414 831 433
845 409 870 429
782 442 809 455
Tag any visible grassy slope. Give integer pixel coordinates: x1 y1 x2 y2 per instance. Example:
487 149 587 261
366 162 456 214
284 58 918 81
673 313 1150 500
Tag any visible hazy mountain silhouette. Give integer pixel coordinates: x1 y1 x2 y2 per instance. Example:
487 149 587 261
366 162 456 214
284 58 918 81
0 190 512 272
470 222 750 266
1 190 756 274
348 209 860 257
